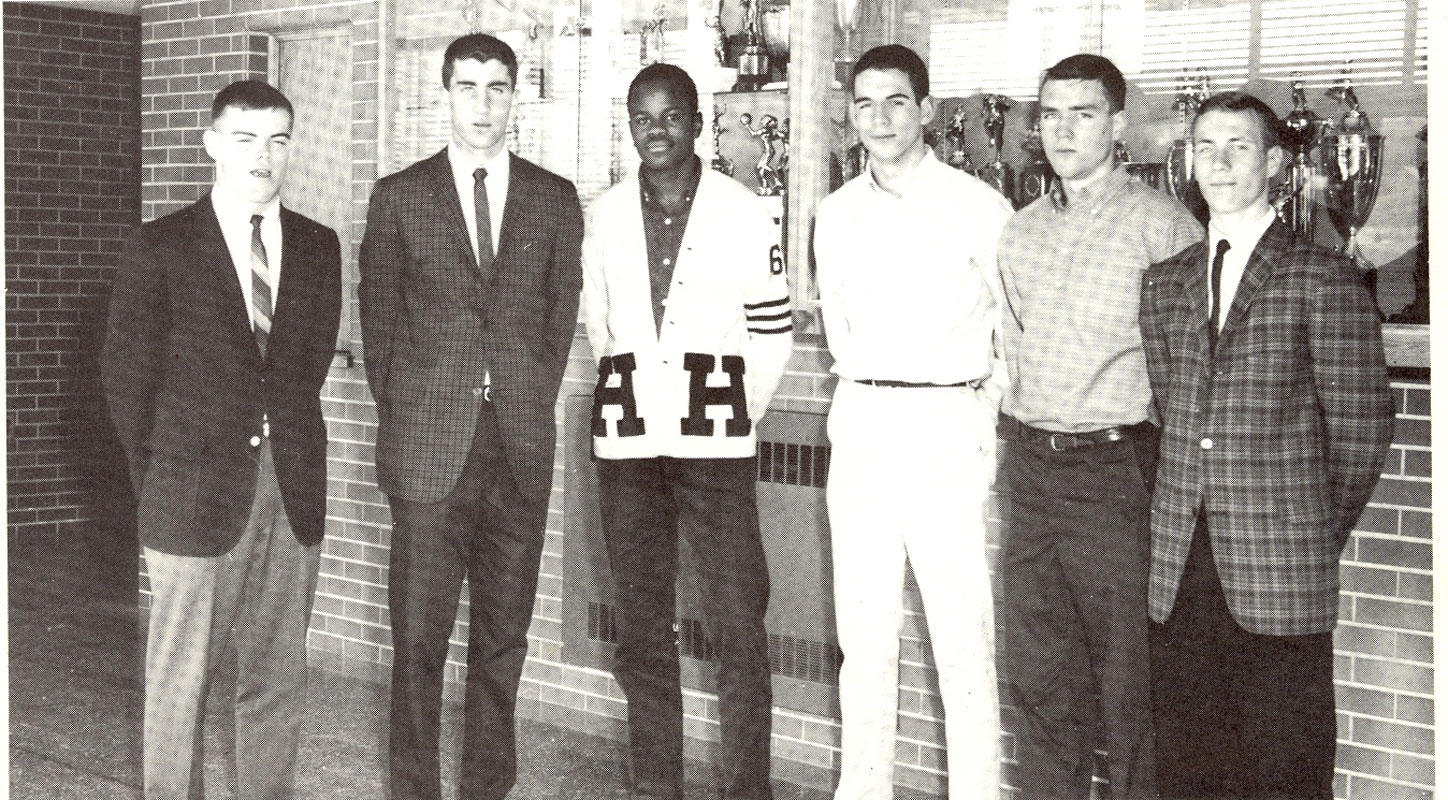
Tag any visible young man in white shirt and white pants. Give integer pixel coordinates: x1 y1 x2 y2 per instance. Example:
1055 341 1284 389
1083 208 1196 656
814 44 1014 800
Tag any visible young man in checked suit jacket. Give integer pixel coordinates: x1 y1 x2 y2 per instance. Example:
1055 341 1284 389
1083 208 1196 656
358 33 583 800
1140 91 1394 799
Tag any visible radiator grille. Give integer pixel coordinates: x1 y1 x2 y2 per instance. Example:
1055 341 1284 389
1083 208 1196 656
586 601 842 685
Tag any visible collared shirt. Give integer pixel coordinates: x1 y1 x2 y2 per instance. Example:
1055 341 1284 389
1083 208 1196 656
1208 205 1276 332
211 190 281 331
447 142 510 265
999 165 1202 432
640 156 702 333
816 149 1015 389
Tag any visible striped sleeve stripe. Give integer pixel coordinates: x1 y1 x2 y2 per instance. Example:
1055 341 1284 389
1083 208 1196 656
748 323 793 334
744 297 789 311
747 310 791 322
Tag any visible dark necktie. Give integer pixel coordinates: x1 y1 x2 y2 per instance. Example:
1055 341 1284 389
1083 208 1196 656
1208 238 1230 353
250 214 271 356
473 167 494 269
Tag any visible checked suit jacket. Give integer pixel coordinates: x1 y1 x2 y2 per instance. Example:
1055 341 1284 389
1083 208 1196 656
358 148 584 504
101 195 342 557
1140 220 1394 636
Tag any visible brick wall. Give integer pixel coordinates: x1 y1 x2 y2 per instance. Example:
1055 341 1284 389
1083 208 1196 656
136 2 1433 797
5 3 141 543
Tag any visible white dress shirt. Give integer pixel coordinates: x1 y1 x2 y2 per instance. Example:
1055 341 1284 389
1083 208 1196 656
1208 206 1277 332
448 142 510 265
815 149 1015 399
211 190 281 330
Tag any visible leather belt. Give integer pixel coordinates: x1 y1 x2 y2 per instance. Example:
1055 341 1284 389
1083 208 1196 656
1007 418 1156 451
853 378 983 389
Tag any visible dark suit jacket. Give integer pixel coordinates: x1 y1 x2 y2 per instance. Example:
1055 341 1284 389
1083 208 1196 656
358 149 584 504
101 195 342 557
1140 220 1394 636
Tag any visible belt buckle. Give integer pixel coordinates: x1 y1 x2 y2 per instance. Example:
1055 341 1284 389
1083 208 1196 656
1048 432 1072 451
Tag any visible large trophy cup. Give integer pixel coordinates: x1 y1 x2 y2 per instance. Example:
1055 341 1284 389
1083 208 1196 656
1279 73 1328 236
1322 64 1385 309
976 94 1016 206
737 0 770 91
1018 116 1053 204
1165 70 1209 222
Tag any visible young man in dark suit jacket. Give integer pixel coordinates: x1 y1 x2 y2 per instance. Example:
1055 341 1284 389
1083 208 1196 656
358 33 584 800
102 80 341 800
1140 91 1394 799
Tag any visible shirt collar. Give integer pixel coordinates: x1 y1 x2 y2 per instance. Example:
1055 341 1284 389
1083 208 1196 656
448 142 510 187
639 156 702 208
1208 205 1277 255
865 147 936 198
210 189 280 226
1050 163 1131 213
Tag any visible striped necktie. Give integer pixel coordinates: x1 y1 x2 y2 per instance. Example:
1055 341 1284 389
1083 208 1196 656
251 214 272 356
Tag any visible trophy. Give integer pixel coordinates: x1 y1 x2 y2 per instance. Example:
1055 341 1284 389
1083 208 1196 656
737 0 770 91
740 112 784 195
762 2 790 83
639 3 666 65
708 0 728 68
975 94 1016 206
1120 141 1164 190
944 103 973 171
711 106 734 177
1018 116 1054 204
1166 70 1209 221
1278 73 1328 236
835 0 861 86
1322 63 1385 307
776 118 791 192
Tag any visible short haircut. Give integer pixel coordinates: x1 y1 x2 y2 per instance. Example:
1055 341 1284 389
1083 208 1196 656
1040 53 1126 113
442 33 518 88
627 63 699 115
1194 90 1287 151
211 80 293 124
851 44 929 102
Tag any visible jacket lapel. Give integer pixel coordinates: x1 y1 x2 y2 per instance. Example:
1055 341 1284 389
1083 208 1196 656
426 148 477 271
1171 240 1211 359
193 194 262 365
1220 220 1290 342
270 207 317 361
496 153 530 264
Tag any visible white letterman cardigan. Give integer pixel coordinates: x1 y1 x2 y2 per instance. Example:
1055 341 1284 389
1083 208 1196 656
583 168 793 460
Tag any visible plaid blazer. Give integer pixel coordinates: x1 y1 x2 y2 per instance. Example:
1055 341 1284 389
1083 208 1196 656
101 196 342 556
1140 220 1393 635
359 149 583 504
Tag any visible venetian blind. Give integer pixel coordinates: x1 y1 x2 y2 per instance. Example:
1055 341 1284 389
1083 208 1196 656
926 0 1426 100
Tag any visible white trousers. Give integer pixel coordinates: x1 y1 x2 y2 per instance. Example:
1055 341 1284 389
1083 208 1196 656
826 380 1000 800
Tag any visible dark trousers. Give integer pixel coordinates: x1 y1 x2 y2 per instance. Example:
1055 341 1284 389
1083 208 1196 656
1150 514 1336 800
386 401 548 800
999 422 1158 800
596 456 774 800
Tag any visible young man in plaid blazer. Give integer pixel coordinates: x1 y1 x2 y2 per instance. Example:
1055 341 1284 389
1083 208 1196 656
358 33 583 800
1140 91 1394 799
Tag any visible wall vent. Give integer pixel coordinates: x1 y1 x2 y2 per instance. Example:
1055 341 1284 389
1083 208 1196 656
757 440 830 488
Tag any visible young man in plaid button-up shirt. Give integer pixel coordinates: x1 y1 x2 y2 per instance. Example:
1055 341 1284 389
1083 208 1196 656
997 54 1201 800
1141 90 1393 800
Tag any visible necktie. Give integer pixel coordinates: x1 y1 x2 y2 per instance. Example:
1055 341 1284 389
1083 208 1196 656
474 167 494 268
250 214 271 356
1208 239 1230 353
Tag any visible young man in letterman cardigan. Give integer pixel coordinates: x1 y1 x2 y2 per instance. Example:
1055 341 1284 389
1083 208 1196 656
583 63 793 800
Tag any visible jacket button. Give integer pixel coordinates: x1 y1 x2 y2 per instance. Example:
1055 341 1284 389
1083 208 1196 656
250 435 262 447
1200 437 1214 450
